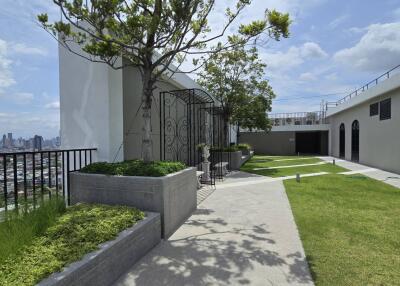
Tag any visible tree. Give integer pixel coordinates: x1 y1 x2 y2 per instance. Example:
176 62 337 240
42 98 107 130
197 44 284 145
38 0 290 162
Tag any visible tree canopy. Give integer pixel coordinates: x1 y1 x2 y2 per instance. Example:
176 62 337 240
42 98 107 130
197 44 281 141
38 0 290 161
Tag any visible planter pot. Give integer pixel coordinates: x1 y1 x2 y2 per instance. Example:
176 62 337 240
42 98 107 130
70 167 197 238
241 149 251 156
38 212 161 286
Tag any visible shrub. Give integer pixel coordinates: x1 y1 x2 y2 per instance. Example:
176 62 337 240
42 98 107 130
210 145 240 152
0 204 144 286
237 143 251 151
80 160 186 177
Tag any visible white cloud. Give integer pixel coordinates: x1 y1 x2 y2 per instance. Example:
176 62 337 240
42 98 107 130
329 14 349 29
0 39 15 88
11 43 47 56
14 92 34 103
299 72 317 81
263 42 328 71
45 101 60 109
334 22 400 72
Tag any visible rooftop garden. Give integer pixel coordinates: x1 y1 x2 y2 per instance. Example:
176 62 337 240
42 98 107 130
80 160 186 177
0 201 144 286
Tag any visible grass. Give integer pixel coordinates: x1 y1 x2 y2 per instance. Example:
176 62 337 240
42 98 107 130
0 203 144 286
80 159 186 177
284 174 400 285
0 199 66 265
241 155 347 177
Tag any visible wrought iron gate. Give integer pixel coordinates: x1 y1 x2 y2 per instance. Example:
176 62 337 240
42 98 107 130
159 89 224 185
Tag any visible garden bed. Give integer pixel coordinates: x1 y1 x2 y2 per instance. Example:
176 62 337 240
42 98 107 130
71 166 197 238
0 203 158 286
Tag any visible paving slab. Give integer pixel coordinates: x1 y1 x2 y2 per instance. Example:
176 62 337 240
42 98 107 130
319 156 400 189
114 176 314 286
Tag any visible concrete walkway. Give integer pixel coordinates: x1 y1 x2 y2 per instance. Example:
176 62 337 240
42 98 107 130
114 172 314 286
319 156 400 188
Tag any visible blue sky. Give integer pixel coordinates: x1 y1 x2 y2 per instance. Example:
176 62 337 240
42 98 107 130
0 0 400 138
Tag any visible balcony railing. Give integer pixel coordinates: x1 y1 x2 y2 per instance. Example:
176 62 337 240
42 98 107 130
0 148 97 212
326 64 400 108
269 111 328 127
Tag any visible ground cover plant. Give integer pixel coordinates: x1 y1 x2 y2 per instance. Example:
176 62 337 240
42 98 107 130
241 155 347 177
80 160 186 177
0 199 66 265
285 174 400 285
0 203 145 286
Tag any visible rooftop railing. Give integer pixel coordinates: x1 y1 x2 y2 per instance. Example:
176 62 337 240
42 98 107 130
0 148 97 212
326 64 400 108
268 111 328 127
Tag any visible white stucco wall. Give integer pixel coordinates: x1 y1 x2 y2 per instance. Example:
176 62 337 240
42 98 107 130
59 45 124 162
328 87 400 174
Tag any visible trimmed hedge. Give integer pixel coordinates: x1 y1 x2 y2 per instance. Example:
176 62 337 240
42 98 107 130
80 160 186 177
237 143 251 151
0 204 145 286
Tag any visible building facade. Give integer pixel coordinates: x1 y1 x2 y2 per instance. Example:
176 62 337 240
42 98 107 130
240 69 400 174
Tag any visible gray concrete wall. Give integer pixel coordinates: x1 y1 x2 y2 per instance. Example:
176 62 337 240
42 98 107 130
329 87 400 174
70 167 197 238
38 212 161 286
239 132 296 155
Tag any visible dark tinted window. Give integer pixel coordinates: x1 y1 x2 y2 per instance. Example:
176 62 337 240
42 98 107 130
380 98 391 120
370 102 379 116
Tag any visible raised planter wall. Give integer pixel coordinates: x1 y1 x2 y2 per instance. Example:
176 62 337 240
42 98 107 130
210 151 243 170
70 167 197 238
38 212 161 286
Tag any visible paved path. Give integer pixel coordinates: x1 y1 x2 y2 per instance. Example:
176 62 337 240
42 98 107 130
114 172 314 286
319 156 400 189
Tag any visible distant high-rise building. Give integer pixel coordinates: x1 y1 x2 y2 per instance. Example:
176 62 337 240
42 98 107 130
7 133 13 147
33 135 43 151
1 134 6 148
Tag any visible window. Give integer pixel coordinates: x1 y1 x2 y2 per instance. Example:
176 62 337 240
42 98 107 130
370 102 379 116
380 98 391 120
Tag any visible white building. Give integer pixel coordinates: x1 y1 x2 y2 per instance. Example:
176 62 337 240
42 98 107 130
240 67 400 174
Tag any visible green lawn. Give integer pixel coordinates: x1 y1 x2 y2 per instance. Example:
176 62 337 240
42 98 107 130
285 174 400 285
241 155 347 177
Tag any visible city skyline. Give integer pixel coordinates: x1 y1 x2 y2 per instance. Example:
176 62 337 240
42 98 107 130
0 1 400 137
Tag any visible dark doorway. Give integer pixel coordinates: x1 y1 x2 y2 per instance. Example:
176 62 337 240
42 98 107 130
339 123 345 158
351 120 359 162
295 131 328 155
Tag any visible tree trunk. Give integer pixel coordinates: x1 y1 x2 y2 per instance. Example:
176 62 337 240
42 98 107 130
142 76 154 163
223 115 230 147
236 123 240 144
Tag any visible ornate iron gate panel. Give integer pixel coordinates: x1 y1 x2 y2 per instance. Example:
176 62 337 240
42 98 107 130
160 89 224 185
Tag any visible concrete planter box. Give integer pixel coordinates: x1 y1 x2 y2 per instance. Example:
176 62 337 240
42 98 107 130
70 167 197 238
210 151 243 170
38 212 161 286
240 149 251 156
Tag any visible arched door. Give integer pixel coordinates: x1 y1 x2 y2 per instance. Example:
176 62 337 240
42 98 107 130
351 120 359 162
339 123 345 158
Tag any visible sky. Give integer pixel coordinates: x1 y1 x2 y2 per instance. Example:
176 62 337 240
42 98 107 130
0 0 400 138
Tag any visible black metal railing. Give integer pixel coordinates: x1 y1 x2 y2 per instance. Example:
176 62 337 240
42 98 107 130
268 111 328 127
326 64 400 108
0 148 96 211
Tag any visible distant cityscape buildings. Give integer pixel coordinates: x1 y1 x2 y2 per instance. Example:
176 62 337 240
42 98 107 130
0 132 61 152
